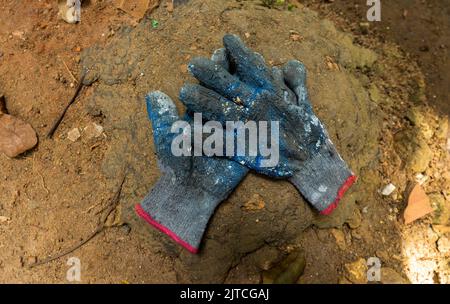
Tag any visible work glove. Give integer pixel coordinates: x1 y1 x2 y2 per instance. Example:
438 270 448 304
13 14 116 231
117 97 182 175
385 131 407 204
180 34 356 214
135 51 249 253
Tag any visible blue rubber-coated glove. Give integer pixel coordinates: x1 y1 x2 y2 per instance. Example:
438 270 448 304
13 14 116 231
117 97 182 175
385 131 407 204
180 34 356 214
136 92 248 253
136 51 249 253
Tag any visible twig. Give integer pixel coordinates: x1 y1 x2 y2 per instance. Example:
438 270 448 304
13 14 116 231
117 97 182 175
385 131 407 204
38 172 50 196
29 174 126 268
47 72 86 138
61 59 78 84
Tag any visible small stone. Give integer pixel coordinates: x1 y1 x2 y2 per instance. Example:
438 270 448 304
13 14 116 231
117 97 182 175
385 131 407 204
114 0 160 21
394 130 433 172
347 208 362 229
330 228 346 250
435 118 448 140
27 256 37 265
381 183 396 196
0 216 11 223
359 22 370 35
167 1 174 13
344 258 367 284
415 173 429 185
368 84 382 104
437 236 450 253
432 224 450 235
67 128 81 142
180 64 188 73
58 0 81 24
83 122 104 139
380 268 409 284
431 193 450 225
0 114 38 158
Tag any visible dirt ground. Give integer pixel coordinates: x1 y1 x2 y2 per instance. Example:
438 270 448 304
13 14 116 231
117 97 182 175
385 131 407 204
0 0 449 283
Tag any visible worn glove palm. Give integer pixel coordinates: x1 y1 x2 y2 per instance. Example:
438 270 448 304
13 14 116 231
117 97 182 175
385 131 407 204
136 92 248 253
136 50 250 253
180 34 356 214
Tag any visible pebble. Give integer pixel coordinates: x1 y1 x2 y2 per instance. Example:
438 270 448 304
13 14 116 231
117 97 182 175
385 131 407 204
344 258 367 284
437 236 450 253
83 122 104 139
0 216 11 223
381 183 396 196
415 173 429 185
67 128 81 142
330 229 346 250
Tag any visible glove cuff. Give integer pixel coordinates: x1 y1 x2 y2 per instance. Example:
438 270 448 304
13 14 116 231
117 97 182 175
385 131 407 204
136 172 219 254
289 141 357 215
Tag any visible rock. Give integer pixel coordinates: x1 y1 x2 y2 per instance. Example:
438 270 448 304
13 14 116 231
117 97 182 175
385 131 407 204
410 143 433 172
394 130 433 172
26 256 37 265
368 84 382 104
0 216 11 223
430 193 449 225
437 236 450 253
414 173 429 185
406 107 434 140
432 224 450 235
381 183 396 196
58 0 81 24
380 268 409 284
359 22 370 35
403 184 434 224
241 193 265 211
346 208 362 229
0 113 38 158
330 228 346 250
344 258 367 284
435 117 448 140
67 128 81 142
114 0 160 21
83 122 104 139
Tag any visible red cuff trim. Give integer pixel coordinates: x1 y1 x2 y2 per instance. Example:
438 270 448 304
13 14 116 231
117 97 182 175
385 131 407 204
320 175 357 215
135 204 199 254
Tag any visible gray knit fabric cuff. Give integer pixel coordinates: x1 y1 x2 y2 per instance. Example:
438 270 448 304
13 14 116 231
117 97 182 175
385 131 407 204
289 140 356 214
136 171 219 253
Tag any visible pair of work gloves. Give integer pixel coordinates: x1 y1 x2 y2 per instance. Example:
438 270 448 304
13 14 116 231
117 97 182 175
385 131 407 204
135 35 356 253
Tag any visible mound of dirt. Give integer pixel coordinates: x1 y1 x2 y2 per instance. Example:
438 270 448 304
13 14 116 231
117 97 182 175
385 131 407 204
80 0 382 282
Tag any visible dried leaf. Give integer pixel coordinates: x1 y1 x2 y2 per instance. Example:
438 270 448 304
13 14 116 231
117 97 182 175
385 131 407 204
403 183 434 224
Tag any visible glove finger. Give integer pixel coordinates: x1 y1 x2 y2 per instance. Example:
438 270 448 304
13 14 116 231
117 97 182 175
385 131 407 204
282 60 309 106
145 91 185 160
272 66 297 105
188 57 256 106
211 48 230 71
223 34 273 89
179 84 244 123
